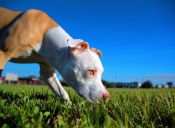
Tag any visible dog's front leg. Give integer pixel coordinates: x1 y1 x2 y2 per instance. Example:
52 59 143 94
47 73 70 101
40 62 70 102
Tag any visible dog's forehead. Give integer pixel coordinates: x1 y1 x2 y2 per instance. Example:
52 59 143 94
68 39 84 47
76 49 103 69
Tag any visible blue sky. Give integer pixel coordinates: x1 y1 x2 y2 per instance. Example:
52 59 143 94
1 0 175 84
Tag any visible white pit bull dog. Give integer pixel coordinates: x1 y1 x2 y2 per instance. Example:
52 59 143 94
0 8 110 102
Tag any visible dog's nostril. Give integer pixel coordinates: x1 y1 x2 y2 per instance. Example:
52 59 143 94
102 92 110 100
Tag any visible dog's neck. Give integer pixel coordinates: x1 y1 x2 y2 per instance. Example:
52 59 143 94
38 26 72 72
44 26 72 49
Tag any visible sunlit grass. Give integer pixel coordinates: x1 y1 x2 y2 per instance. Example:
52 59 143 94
0 84 175 127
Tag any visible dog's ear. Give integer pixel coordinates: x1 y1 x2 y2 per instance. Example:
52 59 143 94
69 41 89 56
90 48 103 57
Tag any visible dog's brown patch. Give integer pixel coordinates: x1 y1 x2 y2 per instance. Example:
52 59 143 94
0 8 58 60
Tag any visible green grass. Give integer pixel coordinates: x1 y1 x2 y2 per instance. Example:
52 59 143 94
0 84 175 128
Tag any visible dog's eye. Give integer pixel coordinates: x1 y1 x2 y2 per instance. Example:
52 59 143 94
87 69 97 77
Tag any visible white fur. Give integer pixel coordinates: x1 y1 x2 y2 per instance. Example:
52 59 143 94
33 43 42 52
47 73 69 101
39 26 72 71
38 26 109 102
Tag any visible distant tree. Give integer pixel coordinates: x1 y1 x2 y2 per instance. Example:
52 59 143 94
167 82 173 88
155 85 159 88
141 80 153 88
102 80 110 86
102 80 116 88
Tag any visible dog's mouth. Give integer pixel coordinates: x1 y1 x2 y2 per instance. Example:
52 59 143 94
78 92 99 103
89 95 100 103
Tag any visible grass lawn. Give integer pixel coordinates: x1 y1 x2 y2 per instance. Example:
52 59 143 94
0 84 175 127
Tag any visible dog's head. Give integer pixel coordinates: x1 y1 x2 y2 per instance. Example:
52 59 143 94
61 39 110 102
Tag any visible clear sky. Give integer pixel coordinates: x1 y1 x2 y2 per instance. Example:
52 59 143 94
0 0 175 84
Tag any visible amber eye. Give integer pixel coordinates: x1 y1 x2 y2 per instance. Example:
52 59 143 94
87 69 97 77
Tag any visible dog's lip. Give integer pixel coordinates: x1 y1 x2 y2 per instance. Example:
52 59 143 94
78 92 99 103
78 92 84 97
89 96 99 103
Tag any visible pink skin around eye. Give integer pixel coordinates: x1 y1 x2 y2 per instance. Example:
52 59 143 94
87 69 96 77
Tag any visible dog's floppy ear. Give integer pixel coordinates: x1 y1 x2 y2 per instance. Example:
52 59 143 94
68 41 89 56
90 48 103 57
